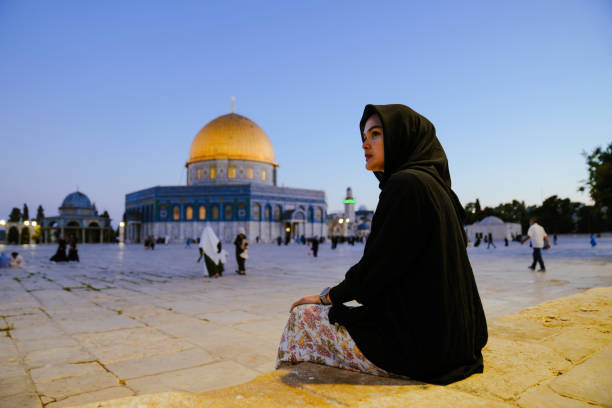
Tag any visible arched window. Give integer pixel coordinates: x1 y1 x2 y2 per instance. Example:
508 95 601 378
274 205 281 221
308 207 314 222
196 168 201 180
199 205 206 220
210 166 216 179
173 205 180 220
228 165 236 179
186 205 193 220
224 204 232 220
315 207 322 220
212 204 219 220
261 169 267 181
160 204 168 220
265 205 271 221
252 203 261 220
247 168 254 179
238 202 246 219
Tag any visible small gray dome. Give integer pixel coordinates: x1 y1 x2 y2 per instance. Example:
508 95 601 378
62 192 92 209
479 216 504 225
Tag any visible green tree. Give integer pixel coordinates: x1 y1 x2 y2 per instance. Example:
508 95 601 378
36 205 45 224
8 207 21 222
576 204 605 233
530 195 579 233
22 203 29 221
580 143 612 209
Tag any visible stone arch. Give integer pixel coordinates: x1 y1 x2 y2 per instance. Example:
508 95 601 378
8 226 19 244
20 227 30 244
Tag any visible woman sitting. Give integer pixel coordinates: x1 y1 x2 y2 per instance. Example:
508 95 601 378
276 104 488 384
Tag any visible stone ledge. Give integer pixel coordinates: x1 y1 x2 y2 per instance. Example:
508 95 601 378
74 287 612 408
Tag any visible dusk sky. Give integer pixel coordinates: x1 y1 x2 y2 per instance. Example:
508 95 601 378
1 1 610 226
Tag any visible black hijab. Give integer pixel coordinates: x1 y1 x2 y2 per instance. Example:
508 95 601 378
361 104 466 228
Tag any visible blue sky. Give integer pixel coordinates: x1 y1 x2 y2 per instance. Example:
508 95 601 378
1 1 610 225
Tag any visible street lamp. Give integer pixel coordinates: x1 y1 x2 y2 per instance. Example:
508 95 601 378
24 220 30 226
31 221 37 227
119 221 125 227
285 227 290 233
338 218 344 224
0 219 5 226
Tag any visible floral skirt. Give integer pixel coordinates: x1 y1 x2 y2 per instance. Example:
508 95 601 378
276 304 393 376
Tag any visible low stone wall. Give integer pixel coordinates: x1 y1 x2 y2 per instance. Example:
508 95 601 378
77 287 612 407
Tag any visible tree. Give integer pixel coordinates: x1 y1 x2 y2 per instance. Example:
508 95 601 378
530 195 580 233
36 205 45 224
22 204 29 221
581 143 612 207
576 204 605 233
8 208 21 222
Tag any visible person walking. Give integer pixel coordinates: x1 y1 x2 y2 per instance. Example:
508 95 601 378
521 218 551 272
233 228 249 275
311 236 319 258
199 227 225 278
50 238 68 262
67 234 79 262
277 104 487 384
486 232 496 249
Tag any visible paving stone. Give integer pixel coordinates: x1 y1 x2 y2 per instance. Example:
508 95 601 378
56 315 143 334
518 383 595 408
449 336 572 401
549 343 612 406
0 374 34 397
539 326 611 364
11 325 66 341
35 370 120 401
0 392 41 408
105 347 216 379
46 386 134 408
24 346 93 368
30 362 104 383
126 361 260 394
15 336 80 354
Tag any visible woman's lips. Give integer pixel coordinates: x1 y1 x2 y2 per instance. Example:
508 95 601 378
365 154 372 160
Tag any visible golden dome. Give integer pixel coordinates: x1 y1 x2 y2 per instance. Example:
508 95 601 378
187 113 277 166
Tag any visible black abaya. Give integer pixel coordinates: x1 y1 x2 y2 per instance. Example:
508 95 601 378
328 104 488 384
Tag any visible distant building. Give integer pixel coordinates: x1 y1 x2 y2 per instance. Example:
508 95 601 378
124 111 327 243
41 191 113 243
464 216 521 242
328 188 373 238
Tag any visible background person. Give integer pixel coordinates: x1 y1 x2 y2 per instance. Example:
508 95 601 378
9 252 24 268
234 228 249 275
521 218 551 272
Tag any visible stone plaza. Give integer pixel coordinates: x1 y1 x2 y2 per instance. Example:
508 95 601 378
1 235 611 407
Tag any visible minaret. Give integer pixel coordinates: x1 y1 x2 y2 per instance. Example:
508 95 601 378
343 187 355 227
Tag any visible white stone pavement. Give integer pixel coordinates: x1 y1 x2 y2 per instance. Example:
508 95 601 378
0 235 611 407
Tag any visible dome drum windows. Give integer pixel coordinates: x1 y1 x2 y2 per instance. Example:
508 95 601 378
173 205 180 221
228 165 236 179
224 204 232 220
186 205 194 221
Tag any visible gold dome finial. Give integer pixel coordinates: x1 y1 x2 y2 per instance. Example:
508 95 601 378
231 96 235 113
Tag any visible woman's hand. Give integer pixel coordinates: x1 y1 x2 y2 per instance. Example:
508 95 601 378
290 295 321 312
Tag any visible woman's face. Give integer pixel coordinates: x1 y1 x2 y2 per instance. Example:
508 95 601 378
362 114 384 172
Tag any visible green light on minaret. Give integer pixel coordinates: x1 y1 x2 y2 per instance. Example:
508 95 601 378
343 199 356 204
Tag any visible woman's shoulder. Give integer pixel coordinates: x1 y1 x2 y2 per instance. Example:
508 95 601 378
385 170 428 193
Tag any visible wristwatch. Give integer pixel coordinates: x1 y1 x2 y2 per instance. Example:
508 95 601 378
319 287 332 305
